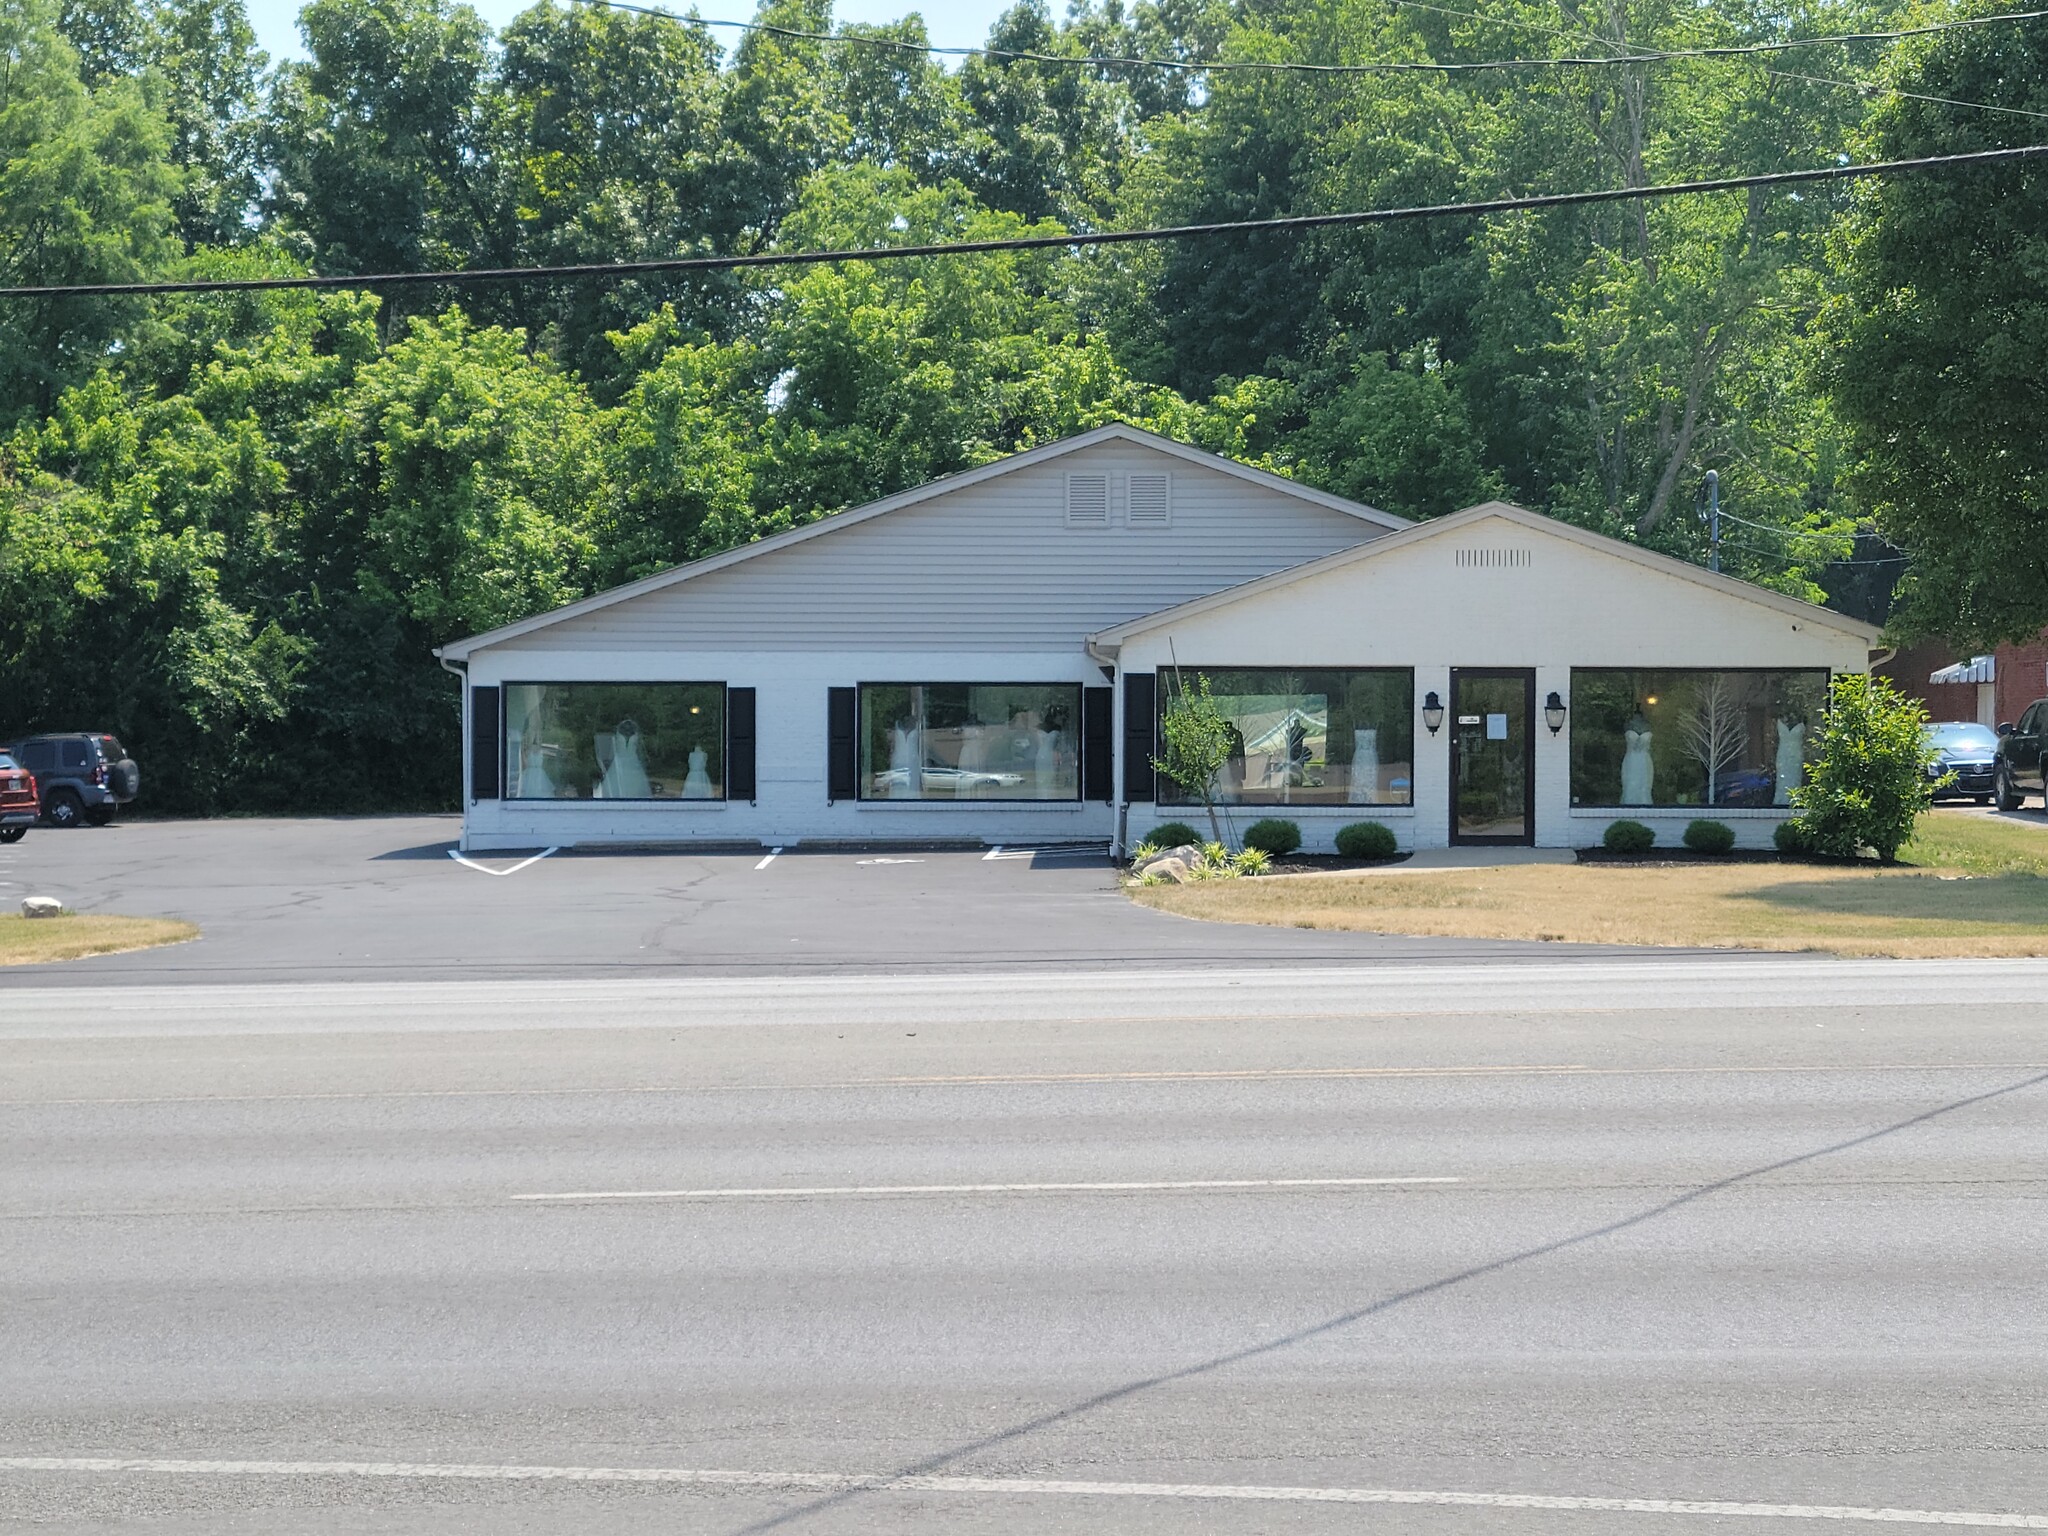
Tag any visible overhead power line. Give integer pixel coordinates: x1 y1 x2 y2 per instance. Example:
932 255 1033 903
4 143 2041 301
621 3 2048 76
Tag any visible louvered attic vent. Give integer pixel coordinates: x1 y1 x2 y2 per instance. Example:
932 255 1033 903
1126 471 1171 527
1066 472 1110 527
1455 547 1533 569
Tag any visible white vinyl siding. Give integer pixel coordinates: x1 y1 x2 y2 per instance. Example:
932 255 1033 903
493 444 1390 655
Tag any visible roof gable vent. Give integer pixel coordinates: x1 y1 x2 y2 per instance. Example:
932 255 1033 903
1066 472 1110 527
1455 546 1532 570
1126 470 1171 527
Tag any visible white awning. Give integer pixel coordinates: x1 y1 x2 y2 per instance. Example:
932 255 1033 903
1930 655 1996 685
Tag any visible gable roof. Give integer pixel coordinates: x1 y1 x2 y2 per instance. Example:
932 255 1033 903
1085 499 1883 651
436 424 1406 661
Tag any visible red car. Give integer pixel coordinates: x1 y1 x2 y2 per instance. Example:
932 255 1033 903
0 750 37 843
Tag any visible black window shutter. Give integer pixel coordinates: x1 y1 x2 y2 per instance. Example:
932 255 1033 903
827 687 857 802
726 687 757 802
470 685 500 800
1082 686 1113 802
1122 672 1156 803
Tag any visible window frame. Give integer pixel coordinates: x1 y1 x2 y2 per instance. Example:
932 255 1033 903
1154 665 1418 809
855 680 1086 804
499 679 730 803
1566 665 1833 812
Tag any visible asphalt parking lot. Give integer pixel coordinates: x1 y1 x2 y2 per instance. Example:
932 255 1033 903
0 816 1698 985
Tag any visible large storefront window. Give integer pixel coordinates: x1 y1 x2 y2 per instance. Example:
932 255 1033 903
503 682 725 800
859 683 1080 800
1569 669 1828 808
1158 668 1415 806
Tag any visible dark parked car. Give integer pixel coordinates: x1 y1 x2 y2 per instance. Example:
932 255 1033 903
1926 721 1999 804
0 751 36 842
3 734 139 827
1995 701 2048 811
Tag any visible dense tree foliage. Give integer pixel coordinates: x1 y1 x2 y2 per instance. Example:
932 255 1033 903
1 0 2039 810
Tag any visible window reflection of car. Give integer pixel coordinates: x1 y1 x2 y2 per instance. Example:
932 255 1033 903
1713 768 1777 808
870 766 1028 792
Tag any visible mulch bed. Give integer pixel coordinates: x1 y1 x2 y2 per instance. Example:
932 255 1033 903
1265 854 1414 874
1574 849 1874 867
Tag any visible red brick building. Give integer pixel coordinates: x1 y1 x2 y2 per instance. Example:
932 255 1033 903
1878 633 2048 728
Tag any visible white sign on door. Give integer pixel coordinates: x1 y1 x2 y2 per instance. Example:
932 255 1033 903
1485 713 1509 740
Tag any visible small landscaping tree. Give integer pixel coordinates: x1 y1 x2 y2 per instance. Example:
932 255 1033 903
1788 674 1942 862
1153 672 1232 844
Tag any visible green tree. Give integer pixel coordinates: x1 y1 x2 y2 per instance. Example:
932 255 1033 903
265 0 491 286
0 0 178 424
1816 7 2048 645
148 0 267 246
1153 670 1232 843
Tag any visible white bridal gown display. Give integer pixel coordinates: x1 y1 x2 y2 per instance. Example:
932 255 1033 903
888 724 917 797
600 720 653 799
1774 718 1806 805
681 747 715 798
1035 729 1060 794
1348 728 1380 804
1620 716 1655 806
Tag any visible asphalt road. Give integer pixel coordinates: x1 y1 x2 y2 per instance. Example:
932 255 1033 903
4 960 2047 1532
0 817 1683 986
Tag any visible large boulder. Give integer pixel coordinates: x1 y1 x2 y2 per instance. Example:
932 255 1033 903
1136 843 1202 877
21 896 65 919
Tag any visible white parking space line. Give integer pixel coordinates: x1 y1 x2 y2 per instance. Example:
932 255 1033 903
982 845 1004 860
2 1457 2041 1525
511 1176 1461 1203
855 857 923 866
446 847 557 878
754 847 782 870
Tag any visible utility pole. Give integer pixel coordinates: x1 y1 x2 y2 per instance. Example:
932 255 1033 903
1703 469 1720 573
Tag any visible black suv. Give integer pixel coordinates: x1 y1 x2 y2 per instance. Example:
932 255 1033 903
5 734 140 827
1995 700 2048 811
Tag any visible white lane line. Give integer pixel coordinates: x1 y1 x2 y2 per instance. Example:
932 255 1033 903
754 847 782 871
510 1176 1461 1203
982 845 1004 860
2 1458 2041 1525
446 847 557 878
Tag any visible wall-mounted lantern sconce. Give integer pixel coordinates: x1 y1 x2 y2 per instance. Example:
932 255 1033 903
1422 690 1444 736
1545 691 1567 735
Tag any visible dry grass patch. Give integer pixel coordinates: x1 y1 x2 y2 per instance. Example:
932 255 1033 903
0 913 198 966
1134 860 2048 957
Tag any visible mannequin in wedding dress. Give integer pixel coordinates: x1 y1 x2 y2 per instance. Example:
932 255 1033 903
1034 728 1060 794
513 712 555 798
887 721 923 797
1620 712 1655 805
681 745 715 798
1774 718 1806 805
1348 728 1380 804
601 718 653 799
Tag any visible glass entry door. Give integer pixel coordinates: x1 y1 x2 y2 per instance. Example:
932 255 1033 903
1450 669 1534 845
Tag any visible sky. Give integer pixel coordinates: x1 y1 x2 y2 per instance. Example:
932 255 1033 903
244 0 1020 65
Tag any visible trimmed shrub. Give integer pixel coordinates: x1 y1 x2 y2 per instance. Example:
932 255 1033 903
1602 819 1656 854
1773 818 1814 856
1241 818 1303 856
1791 674 1940 861
1682 819 1736 855
1335 821 1399 860
1146 822 1201 849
